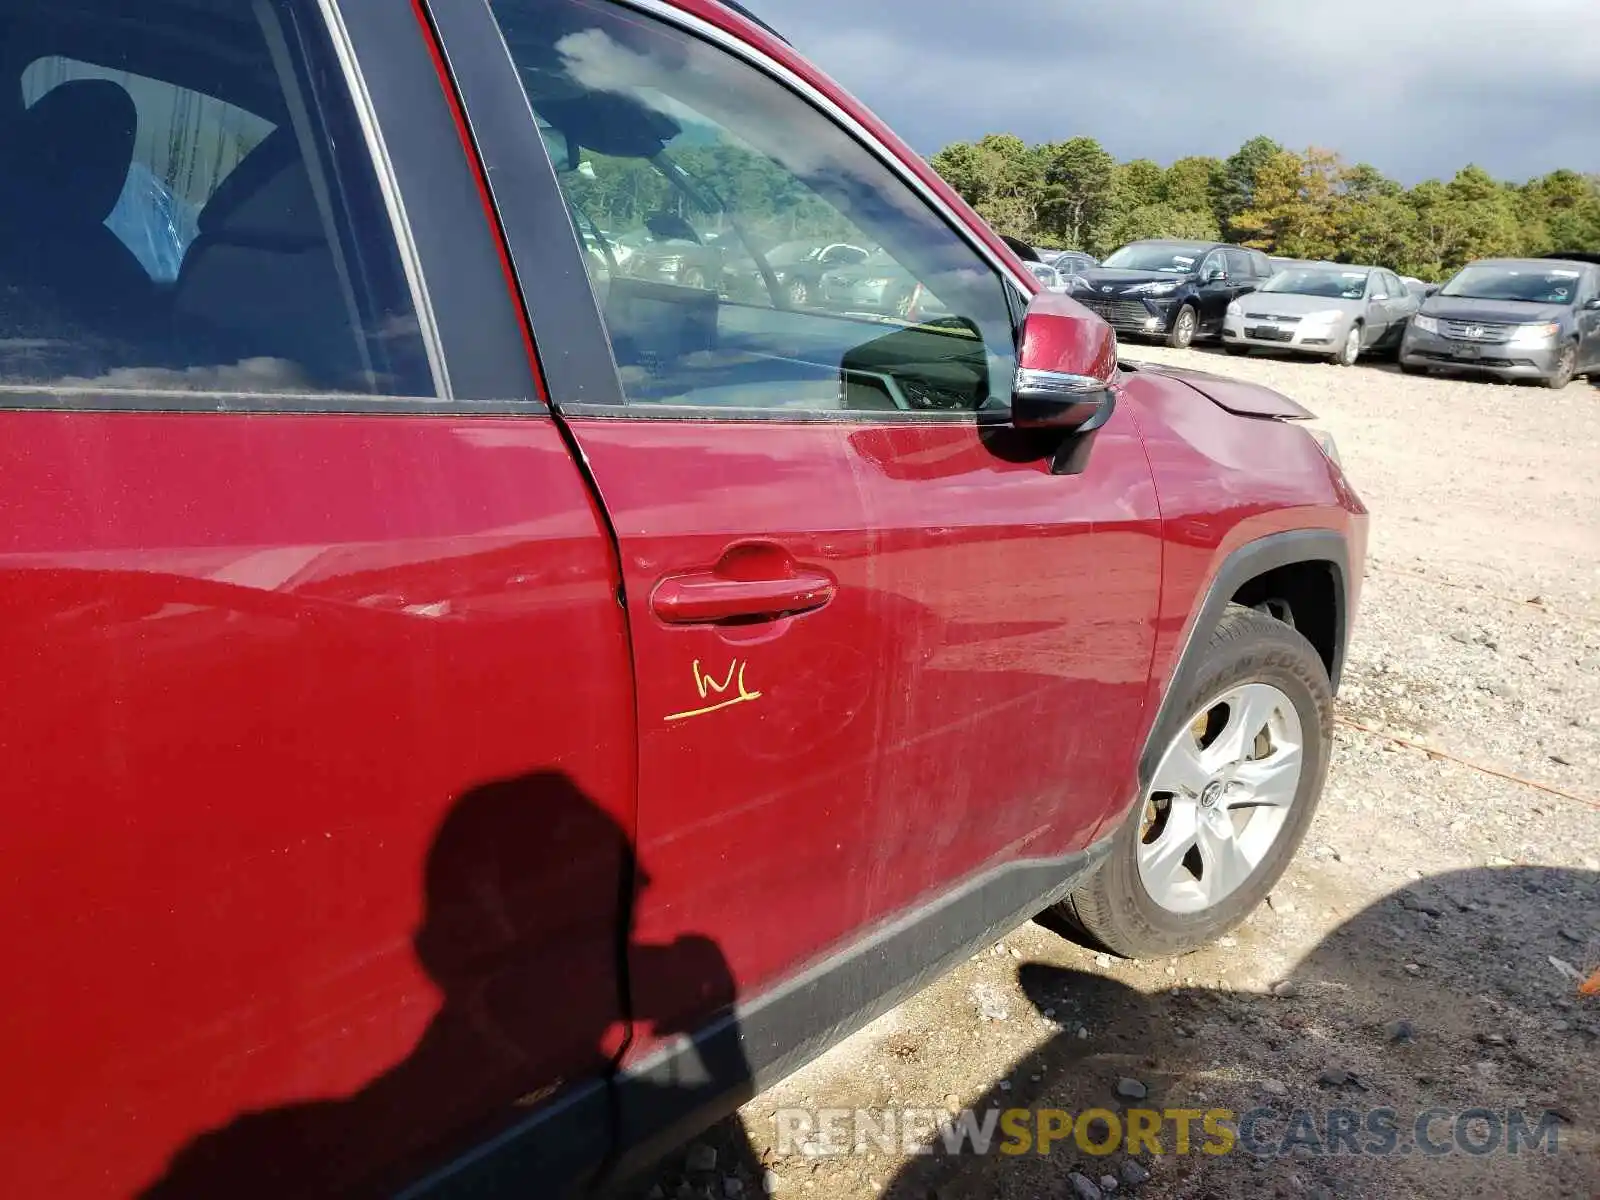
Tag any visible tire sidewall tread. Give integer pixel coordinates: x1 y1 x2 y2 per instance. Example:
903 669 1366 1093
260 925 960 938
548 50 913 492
1061 605 1334 959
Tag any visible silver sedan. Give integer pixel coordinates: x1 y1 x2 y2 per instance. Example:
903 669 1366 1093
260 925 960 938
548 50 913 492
1221 264 1420 365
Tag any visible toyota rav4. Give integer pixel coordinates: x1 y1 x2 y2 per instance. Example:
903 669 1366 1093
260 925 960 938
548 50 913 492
0 0 1365 1196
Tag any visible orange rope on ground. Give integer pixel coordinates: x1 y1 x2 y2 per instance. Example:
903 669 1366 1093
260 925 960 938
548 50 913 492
1335 716 1600 813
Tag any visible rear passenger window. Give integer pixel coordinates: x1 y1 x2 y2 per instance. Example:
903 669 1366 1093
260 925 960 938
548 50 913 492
0 1 433 398
1224 249 1253 279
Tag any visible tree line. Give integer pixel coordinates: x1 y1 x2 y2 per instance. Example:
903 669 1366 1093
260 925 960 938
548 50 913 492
928 134 1600 281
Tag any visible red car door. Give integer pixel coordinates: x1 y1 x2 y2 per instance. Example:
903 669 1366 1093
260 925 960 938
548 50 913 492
454 0 1163 1098
0 4 634 1196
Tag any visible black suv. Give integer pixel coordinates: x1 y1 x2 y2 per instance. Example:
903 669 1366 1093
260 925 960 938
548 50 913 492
1070 240 1275 348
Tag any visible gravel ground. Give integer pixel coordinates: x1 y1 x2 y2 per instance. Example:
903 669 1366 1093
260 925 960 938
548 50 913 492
618 350 1600 1200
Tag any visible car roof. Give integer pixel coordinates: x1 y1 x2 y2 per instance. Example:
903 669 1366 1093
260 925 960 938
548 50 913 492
1466 257 1590 269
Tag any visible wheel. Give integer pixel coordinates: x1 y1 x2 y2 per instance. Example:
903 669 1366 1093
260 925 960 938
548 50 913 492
1399 361 1429 376
1539 341 1577 389
1333 324 1361 367
1223 344 1251 358
785 277 809 306
680 267 708 290
1165 304 1198 349
1055 604 1332 958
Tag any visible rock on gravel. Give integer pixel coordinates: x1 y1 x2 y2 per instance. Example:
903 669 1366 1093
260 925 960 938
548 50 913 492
1119 1159 1151 1187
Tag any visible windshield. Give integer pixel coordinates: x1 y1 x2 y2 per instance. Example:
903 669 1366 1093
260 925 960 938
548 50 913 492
1102 244 1203 273
1261 269 1369 300
1440 265 1582 304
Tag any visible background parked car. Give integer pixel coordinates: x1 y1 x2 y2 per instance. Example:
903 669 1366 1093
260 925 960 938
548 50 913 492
1070 239 1275 347
1223 264 1419 365
1400 257 1600 388
1043 249 1098 276
722 238 871 305
1023 260 1070 291
621 212 728 289
817 247 924 315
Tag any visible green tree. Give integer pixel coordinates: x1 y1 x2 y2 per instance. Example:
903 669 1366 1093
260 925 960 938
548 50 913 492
1163 155 1225 215
1230 148 1344 259
1216 135 1284 236
1517 170 1600 255
1036 136 1116 249
1095 202 1220 253
930 134 1044 239
1114 158 1167 210
928 141 994 208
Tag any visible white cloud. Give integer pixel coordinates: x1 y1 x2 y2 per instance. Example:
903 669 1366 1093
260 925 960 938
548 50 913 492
749 0 1600 181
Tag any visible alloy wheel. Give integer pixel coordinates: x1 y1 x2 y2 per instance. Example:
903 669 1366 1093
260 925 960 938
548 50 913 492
1339 326 1361 366
1137 683 1304 914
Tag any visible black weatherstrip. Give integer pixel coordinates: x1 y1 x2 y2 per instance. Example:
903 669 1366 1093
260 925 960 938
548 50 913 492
418 0 629 409
332 0 548 406
1136 529 1350 793
604 837 1113 1182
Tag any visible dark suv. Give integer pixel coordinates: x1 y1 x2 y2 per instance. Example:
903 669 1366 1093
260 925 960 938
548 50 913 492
1071 239 1276 347
0 1 1365 1197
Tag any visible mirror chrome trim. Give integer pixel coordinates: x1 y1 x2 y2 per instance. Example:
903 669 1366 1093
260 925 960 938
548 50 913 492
1014 367 1114 398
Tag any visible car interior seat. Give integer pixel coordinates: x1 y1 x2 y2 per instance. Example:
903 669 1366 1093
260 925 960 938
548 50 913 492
5 79 154 325
172 130 363 387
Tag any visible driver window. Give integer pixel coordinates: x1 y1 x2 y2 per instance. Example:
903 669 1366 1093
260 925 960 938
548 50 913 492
1201 251 1227 280
492 0 1017 414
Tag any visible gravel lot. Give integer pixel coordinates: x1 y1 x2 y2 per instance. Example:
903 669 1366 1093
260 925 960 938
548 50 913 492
622 351 1600 1200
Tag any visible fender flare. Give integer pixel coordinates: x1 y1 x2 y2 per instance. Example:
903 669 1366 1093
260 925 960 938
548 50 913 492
1137 529 1350 791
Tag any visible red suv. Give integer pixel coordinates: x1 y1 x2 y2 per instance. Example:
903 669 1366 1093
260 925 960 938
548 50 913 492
0 0 1366 1196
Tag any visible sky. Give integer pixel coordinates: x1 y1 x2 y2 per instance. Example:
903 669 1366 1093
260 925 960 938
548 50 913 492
746 0 1600 184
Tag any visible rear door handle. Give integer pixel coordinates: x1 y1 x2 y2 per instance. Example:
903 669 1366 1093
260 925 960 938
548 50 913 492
651 554 836 625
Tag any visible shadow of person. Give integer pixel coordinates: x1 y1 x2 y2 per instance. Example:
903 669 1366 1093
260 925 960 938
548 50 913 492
141 769 760 1200
877 865 1598 1200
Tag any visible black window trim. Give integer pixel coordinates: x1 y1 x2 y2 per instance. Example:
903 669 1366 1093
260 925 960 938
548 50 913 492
315 0 449 397
432 0 1032 425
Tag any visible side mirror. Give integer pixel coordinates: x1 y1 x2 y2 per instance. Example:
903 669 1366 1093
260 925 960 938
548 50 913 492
1202 267 1227 284
1012 292 1118 443
1583 297 1600 310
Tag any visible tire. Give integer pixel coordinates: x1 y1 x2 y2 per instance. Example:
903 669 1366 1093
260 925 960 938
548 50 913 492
1223 344 1251 358
785 277 809 307
680 267 708 290
1334 324 1362 367
1054 604 1333 959
1539 341 1577 390
1165 304 1198 349
1399 361 1429 376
